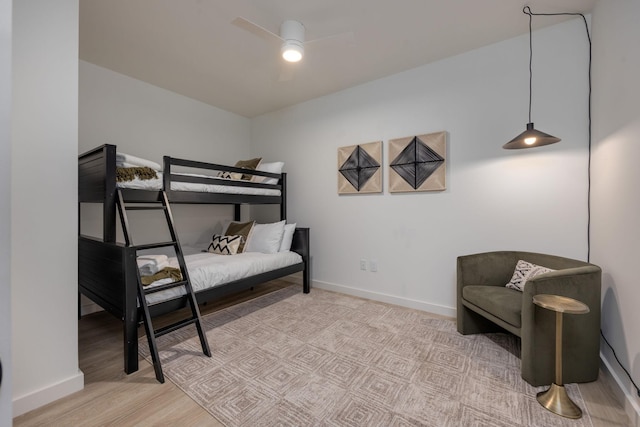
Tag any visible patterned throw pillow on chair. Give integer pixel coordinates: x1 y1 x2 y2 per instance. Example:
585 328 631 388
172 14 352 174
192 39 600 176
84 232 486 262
505 260 555 292
207 234 242 255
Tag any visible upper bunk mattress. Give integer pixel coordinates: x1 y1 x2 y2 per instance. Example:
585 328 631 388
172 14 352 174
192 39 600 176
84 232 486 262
118 172 281 196
146 250 302 304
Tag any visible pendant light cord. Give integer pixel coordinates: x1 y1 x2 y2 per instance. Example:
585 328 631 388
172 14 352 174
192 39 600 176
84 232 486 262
524 7 533 124
522 7 591 262
526 7 640 399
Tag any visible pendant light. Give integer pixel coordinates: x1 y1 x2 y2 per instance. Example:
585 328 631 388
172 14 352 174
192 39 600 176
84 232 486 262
504 6 561 149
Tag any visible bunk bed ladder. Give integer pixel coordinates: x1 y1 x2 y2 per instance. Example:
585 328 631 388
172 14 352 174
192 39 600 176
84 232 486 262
115 189 211 383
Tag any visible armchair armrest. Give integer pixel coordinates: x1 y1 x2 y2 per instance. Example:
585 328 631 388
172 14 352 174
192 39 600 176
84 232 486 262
520 264 602 385
521 265 602 323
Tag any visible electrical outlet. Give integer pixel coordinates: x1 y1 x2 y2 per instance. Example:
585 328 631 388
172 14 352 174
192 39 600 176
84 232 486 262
369 260 378 272
360 259 367 271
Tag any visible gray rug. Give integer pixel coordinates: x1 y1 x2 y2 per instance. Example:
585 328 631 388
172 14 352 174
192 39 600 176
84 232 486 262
140 286 593 427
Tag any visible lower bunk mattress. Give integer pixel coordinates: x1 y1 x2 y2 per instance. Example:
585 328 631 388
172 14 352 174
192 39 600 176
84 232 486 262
144 250 302 305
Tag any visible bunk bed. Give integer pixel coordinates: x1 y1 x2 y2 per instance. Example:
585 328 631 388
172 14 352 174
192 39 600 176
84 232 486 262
78 144 310 374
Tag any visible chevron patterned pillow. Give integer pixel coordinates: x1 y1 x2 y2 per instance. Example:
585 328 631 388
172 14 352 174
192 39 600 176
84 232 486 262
505 259 555 292
207 234 242 255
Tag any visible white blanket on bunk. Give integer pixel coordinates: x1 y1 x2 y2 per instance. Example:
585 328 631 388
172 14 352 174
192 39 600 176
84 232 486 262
144 250 303 305
114 152 280 196
116 152 162 171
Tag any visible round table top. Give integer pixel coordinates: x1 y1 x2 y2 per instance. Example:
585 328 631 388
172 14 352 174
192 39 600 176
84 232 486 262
532 294 590 314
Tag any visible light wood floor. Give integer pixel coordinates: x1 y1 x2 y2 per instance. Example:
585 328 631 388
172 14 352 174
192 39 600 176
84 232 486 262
14 279 631 426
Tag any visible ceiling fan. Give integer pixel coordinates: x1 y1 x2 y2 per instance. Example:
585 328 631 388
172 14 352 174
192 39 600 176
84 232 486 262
232 16 355 81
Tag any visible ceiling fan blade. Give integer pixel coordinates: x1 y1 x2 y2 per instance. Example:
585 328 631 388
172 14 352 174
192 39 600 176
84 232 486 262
232 17 282 44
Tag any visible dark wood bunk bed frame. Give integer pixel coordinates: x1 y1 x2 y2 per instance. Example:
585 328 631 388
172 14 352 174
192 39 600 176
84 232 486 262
78 144 310 374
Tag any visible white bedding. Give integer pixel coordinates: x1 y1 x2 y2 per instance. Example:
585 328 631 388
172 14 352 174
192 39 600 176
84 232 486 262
117 172 280 196
145 250 302 305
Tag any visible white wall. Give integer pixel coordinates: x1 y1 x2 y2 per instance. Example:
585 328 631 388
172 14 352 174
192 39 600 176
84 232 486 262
591 0 640 423
79 61 251 167
79 61 252 313
11 0 83 416
251 18 591 316
0 0 12 422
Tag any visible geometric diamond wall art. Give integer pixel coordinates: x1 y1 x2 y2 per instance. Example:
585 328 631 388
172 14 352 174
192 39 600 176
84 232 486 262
338 141 382 194
388 131 446 193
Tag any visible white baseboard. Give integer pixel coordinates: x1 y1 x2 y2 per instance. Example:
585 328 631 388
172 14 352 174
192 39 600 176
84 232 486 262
600 352 640 427
312 280 456 318
13 370 84 418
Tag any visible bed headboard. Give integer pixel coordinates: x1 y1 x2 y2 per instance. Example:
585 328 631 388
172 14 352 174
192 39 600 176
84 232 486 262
78 144 118 242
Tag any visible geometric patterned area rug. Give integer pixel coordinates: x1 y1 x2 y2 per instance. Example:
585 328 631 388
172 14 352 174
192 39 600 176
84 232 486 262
140 286 593 427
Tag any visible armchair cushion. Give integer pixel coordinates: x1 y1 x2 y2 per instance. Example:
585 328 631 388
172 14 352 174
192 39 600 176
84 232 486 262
462 286 522 328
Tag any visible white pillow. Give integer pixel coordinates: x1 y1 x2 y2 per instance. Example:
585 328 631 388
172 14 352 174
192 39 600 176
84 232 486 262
244 220 286 254
505 260 555 292
279 223 297 252
255 161 284 184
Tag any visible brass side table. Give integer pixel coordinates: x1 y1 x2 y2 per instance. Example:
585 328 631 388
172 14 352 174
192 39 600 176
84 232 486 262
532 294 590 419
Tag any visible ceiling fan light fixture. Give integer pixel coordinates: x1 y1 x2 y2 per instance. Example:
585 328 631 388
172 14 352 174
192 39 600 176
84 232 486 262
281 40 303 62
280 20 305 62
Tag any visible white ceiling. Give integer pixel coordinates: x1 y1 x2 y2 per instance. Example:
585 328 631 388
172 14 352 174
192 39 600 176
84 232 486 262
79 0 595 118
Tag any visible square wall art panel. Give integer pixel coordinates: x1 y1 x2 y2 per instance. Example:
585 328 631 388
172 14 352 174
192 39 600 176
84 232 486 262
388 131 446 193
337 141 382 194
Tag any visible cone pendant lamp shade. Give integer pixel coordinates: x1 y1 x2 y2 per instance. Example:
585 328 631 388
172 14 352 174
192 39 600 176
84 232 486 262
503 122 561 149
505 7 561 150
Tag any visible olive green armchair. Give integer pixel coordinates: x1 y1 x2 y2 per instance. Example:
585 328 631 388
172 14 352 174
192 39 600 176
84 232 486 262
457 251 601 387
